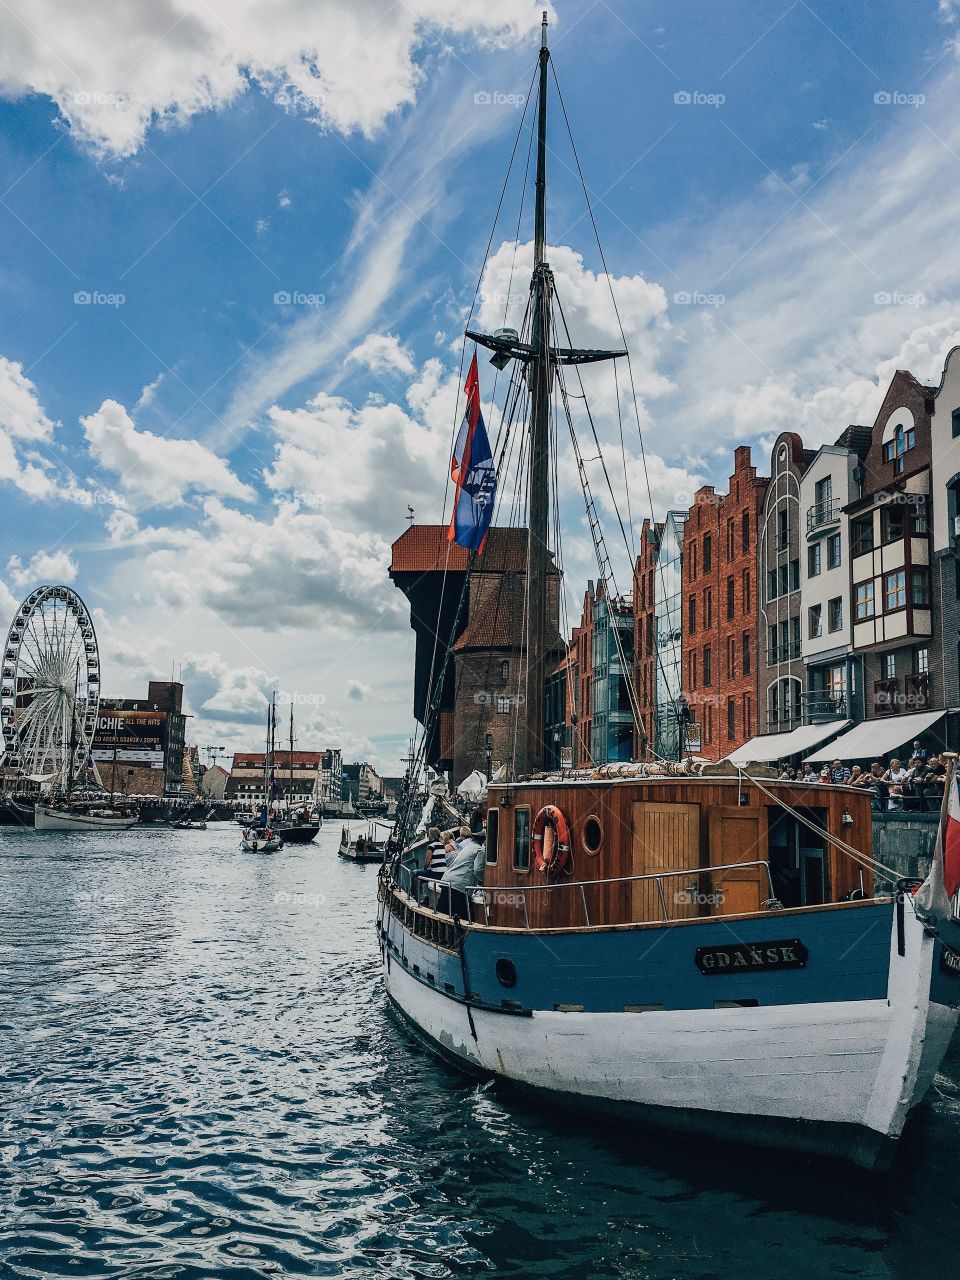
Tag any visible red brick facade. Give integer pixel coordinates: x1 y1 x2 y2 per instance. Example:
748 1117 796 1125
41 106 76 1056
682 446 768 760
633 518 660 760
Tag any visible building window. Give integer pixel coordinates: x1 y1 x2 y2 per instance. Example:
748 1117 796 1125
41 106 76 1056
513 807 531 871
808 604 823 638
690 542 697 580
703 534 712 572
726 518 735 560
744 692 752 737
884 569 906 611
768 682 779 726
705 702 713 743
726 634 736 679
916 647 929 674
726 697 736 740
882 505 904 543
726 575 735 619
882 653 896 680
911 567 930 606
742 631 751 675
742 568 750 611
703 646 713 687
496 695 512 714
500 659 509 681
704 589 712 627
778 564 789 596
882 422 915 473
777 508 789 551
790 559 800 591
826 533 841 569
688 596 696 634
767 569 778 602
953 408 960 439
851 515 874 557
855 580 875 620
910 498 928 536
814 475 832 514
828 597 842 632
742 511 750 553
689 651 698 689
808 542 821 577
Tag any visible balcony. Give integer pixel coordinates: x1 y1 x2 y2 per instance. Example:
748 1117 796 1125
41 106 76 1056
905 673 930 712
766 639 802 664
806 499 843 534
803 691 847 724
873 678 899 717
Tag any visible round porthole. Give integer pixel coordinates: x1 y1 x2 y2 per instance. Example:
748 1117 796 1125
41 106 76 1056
495 957 517 988
582 816 603 854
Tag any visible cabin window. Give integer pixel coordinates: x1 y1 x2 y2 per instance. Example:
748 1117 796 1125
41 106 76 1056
582 815 603 854
513 807 531 871
486 809 499 864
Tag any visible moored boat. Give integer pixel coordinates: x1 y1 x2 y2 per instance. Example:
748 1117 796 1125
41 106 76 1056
379 14 960 1171
340 823 387 862
35 802 138 832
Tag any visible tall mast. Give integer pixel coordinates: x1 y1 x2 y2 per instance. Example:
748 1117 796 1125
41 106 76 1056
289 703 294 807
464 10 626 774
525 9 552 772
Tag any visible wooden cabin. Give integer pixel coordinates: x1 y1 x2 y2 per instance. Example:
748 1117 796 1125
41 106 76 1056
480 776 874 930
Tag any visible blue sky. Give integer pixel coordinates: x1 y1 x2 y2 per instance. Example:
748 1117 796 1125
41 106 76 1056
2 0 960 773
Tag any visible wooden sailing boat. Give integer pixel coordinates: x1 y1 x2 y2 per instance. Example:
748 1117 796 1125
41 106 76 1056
273 704 321 844
378 13 960 1170
240 695 283 853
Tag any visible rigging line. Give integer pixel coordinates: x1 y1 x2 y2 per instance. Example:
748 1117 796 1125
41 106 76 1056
554 360 656 759
549 61 686 705
614 358 636 561
554 300 685 751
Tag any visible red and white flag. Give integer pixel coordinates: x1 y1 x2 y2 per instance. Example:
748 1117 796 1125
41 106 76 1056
915 769 960 921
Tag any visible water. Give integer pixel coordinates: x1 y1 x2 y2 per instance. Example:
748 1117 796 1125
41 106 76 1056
1 823 958 1280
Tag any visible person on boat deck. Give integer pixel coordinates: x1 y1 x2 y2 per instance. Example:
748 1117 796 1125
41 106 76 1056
421 827 447 878
437 828 486 916
801 762 819 783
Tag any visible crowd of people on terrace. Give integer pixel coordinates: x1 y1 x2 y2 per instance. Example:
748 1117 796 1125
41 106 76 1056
772 739 947 812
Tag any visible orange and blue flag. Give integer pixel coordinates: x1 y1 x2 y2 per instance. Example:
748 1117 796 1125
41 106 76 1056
448 353 496 551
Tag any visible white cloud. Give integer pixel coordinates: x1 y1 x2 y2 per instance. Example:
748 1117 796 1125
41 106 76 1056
347 332 415 376
7 549 79 587
0 356 58 498
81 399 255 509
0 577 19 624
0 0 547 159
346 679 372 701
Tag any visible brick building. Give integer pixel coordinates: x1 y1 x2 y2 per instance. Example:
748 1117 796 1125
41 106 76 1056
682 447 767 760
632 518 660 760
93 680 187 798
227 751 326 806
389 525 562 781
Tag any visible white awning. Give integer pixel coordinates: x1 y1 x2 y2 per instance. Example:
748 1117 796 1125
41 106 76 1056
726 720 851 767
807 709 948 763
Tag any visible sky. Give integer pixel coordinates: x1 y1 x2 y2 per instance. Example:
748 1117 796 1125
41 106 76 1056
3 0 960 775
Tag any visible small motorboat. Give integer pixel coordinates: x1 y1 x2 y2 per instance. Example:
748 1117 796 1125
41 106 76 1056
241 825 283 854
338 823 387 863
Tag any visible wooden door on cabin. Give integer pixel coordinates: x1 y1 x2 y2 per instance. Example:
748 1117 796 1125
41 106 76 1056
708 808 766 917
630 802 700 923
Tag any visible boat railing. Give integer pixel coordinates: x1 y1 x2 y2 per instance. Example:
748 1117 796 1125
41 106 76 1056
394 859 777 929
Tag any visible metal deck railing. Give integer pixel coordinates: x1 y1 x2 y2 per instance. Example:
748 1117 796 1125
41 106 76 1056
389 856 776 929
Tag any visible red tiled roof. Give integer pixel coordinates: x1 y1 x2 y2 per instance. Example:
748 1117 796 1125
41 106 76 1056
390 525 556 575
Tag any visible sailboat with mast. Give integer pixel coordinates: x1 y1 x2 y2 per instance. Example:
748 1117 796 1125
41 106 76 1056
272 703 321 844
240 694 283 853
378 14 960 1171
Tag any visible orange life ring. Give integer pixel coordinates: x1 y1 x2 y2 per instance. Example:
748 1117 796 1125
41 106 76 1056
532 804 571 876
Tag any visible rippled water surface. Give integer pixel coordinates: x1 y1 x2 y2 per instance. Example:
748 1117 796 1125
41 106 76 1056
2 822 959 1279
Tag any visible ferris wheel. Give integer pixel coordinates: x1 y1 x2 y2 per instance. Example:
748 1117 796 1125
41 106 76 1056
0 585 101 791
